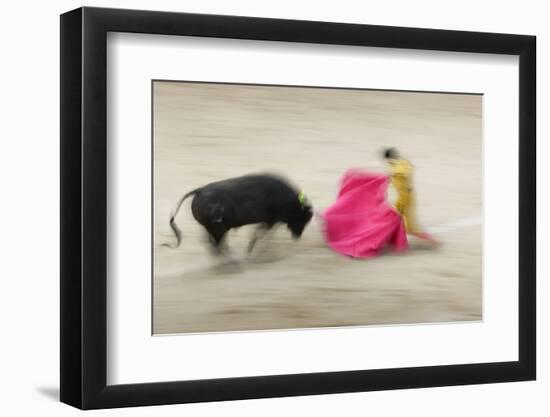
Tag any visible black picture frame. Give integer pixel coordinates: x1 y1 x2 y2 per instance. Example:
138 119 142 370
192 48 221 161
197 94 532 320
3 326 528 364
60 6 536 410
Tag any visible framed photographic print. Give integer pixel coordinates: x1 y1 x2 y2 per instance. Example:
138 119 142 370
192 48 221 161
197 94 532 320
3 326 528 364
60 6 536 409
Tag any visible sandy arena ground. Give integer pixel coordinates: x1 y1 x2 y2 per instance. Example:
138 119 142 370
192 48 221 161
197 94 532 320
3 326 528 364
153 81 482 335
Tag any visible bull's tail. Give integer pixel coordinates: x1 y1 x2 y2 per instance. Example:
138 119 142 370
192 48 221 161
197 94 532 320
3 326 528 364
162 188 200 248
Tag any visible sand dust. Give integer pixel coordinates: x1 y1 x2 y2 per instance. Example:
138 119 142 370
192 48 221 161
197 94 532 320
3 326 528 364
153 81 482 334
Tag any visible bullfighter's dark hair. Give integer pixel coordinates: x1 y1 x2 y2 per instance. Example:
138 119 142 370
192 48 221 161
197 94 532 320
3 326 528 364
383 147 399 160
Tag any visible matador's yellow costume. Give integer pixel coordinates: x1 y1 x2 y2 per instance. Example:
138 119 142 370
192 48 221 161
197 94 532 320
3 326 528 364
388 159 420 234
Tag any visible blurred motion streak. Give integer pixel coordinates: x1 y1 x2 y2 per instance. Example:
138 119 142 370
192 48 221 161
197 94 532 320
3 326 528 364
152 81 482 334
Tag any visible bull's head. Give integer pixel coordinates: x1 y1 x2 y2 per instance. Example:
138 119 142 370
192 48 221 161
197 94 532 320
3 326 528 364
288 192 313 238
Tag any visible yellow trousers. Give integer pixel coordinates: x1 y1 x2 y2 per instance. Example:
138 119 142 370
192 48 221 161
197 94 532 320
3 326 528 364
395 190 420 234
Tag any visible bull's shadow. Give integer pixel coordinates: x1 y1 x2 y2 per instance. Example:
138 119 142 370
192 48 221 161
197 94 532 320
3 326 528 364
185 230 309 278
176 250 304 280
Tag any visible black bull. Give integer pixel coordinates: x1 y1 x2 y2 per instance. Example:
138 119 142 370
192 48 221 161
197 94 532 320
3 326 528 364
163 174 314 253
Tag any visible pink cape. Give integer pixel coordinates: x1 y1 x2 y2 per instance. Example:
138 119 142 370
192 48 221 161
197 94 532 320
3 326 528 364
322 169 408 258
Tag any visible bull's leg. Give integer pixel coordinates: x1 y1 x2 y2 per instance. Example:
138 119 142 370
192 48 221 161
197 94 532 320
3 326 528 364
205 224 228 256
247 223 273 254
